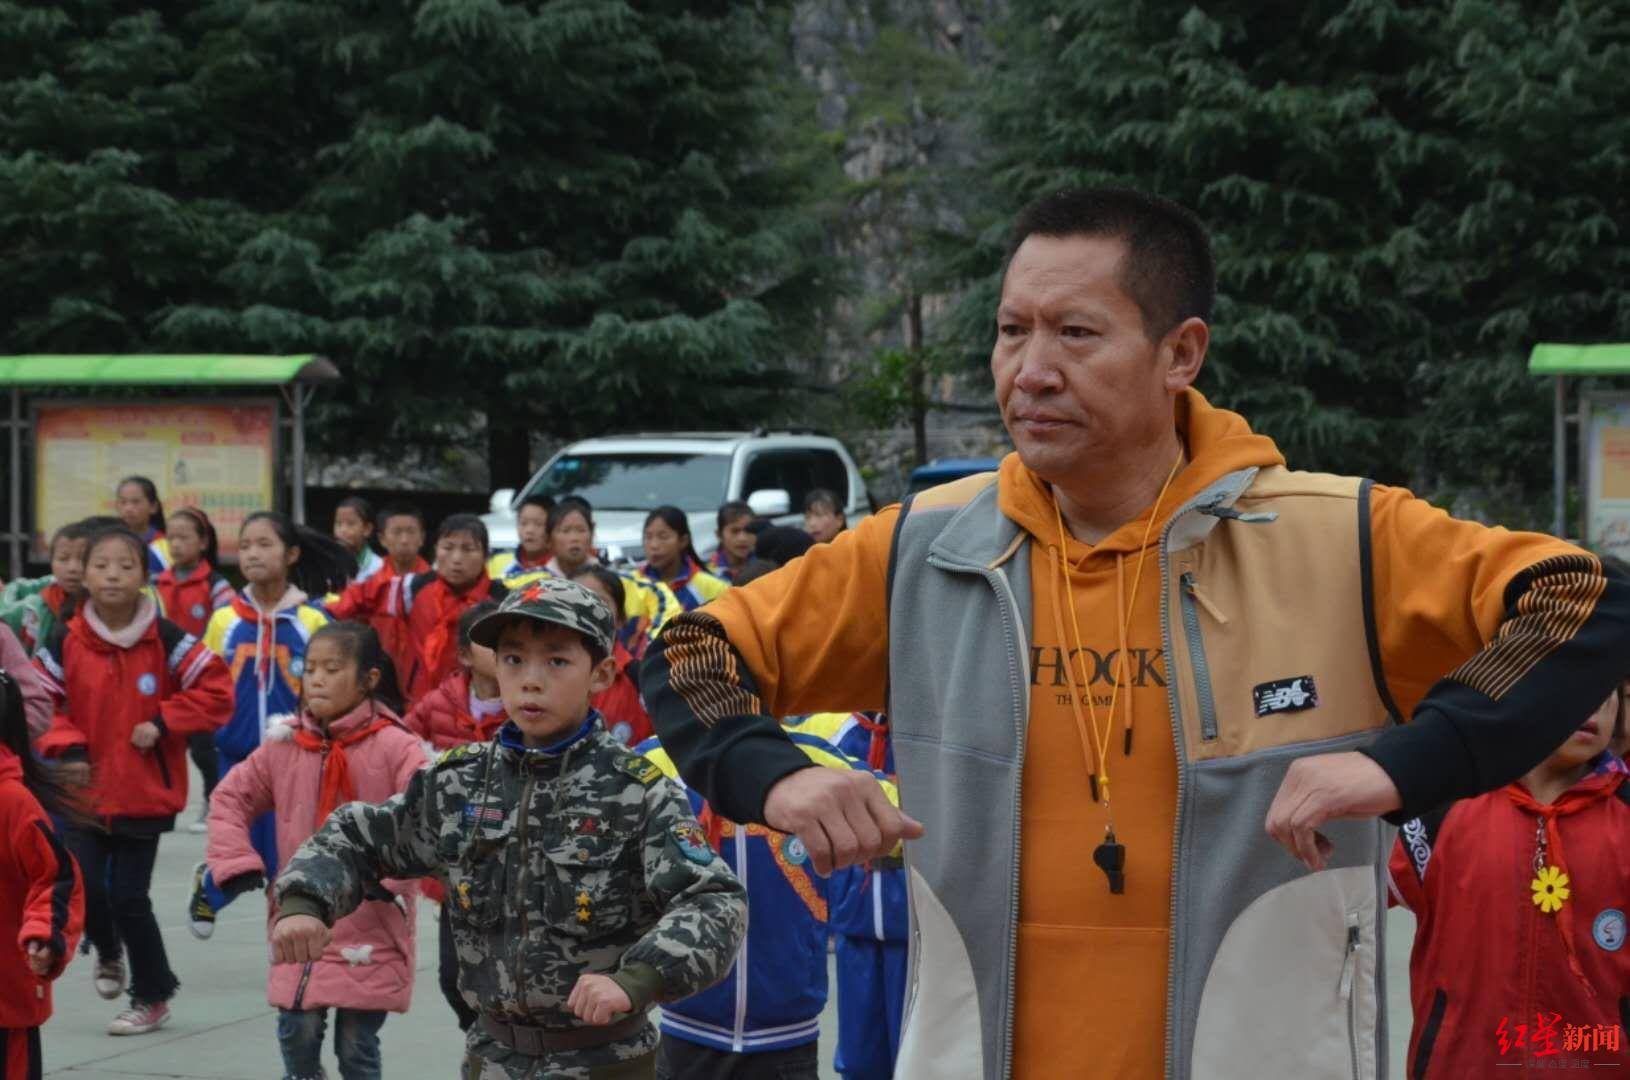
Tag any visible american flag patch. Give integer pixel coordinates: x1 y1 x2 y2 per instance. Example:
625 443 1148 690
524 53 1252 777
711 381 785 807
462 804 506 825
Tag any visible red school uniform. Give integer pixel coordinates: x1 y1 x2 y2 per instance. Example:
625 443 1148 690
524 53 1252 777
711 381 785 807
327 570 504 704
33 602 234 825
1389 754 1630 1076
402 667 505 751
0 743 85 1037
153 561 234 638
592 638 652 748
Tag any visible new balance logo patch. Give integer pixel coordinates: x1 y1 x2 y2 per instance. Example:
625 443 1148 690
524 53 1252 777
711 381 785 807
1252 675 1318 717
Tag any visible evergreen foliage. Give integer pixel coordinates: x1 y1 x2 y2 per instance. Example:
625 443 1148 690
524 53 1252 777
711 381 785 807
973 0 1630 516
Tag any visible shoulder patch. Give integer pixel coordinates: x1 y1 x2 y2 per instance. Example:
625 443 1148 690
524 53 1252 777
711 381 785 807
618 754 662 786
435 742 485 768
670 820 714 864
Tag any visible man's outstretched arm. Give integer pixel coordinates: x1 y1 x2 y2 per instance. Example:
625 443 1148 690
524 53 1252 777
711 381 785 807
642 508 921 871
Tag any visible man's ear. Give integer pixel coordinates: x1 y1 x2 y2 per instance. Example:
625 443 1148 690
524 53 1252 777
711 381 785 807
587 652 618 696
1162 316 1209 393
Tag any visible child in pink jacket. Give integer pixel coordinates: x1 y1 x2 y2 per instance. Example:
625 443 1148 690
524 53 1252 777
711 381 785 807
205 623 426 1080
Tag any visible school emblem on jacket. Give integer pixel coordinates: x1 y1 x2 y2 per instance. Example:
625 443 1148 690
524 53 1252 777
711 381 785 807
781 835 808 866
290 657 305 677
611 721 633 744
136 672 158 696
1593 908 1626 952
1252 675 1318 717
190 603 206 620
672 821 714 865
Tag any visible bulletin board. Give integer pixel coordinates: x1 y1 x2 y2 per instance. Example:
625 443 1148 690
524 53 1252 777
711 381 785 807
1582 392 1630 560
32 400 278 562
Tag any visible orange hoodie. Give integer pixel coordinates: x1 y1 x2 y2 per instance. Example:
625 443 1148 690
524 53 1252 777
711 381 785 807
997 393 1284 1076
660 388 1596 1078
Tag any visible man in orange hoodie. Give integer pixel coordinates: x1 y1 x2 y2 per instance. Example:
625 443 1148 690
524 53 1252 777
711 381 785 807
642 188 1630 1079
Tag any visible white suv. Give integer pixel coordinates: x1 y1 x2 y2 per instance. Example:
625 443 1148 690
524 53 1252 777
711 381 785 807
483 431 871 563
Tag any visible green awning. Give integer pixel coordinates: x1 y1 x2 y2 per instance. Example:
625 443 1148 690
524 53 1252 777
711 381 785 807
1528 343 1630 376
0 355 339 386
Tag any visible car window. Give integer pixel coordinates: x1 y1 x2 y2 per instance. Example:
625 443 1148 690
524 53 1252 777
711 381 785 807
742 448 847 512
523 453 730 512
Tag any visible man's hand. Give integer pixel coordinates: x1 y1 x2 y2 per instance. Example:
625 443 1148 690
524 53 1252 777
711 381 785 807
270 913 331 964
130 722 160 750
567 973 631 1025
1265 751 1402 871
763 767 925 876
24 939 56 977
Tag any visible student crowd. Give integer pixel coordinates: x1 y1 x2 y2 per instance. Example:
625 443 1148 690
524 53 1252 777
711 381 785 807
0 476 898 1080
1 471 1627 1077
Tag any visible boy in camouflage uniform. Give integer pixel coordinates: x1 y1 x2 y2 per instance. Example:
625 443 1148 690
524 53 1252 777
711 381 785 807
270 578 747 1079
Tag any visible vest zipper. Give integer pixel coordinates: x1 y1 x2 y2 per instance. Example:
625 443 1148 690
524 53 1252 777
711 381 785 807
513 765 535 1005
1178 572 1220 740
1340 912 1362 1080
927 552 1030 1076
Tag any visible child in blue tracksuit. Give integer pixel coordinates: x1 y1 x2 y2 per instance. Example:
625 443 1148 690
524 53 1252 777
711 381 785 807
185 512 354 939
638 721 897 1080
801 711 910 1080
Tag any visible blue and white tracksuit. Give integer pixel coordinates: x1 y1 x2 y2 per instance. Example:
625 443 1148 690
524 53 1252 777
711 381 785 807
199 588 329 907
803 712 910 1080
637 729 889 1056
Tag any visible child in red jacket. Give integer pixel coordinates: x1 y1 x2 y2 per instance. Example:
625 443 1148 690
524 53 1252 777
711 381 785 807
0 668 85 1080
326 514 505 704
402 600 502 751
151 507 232 833
1390 688 1630 1075
569 566 653 747
33 525 233 1037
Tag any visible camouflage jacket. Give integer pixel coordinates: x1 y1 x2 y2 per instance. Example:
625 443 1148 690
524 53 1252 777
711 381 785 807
274 716 746 1042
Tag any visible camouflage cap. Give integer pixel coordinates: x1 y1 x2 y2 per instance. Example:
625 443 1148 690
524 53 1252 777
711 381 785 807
468 576 616 655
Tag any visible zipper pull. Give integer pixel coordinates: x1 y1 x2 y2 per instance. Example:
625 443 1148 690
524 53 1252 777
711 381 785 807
1181 574 1229 625
1197 498 1278 524
1338 919 1361 1000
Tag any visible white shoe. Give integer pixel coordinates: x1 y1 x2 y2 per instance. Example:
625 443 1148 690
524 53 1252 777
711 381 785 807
108 999 170 1036
93 955 126 1000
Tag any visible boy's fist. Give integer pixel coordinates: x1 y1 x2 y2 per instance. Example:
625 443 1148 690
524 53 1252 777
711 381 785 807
270 914 331 964
567 973 632 1025
130 722 160 750
23 939 56 977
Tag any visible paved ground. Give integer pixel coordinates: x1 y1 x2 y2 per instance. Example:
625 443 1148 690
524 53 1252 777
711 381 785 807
40 771 1411 1078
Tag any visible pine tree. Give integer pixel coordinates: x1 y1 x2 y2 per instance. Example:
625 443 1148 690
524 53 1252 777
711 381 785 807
1 2 831 488
974 0 1630 518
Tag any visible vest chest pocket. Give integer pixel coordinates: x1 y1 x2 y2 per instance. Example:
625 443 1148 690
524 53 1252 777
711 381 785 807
539 828 636 938
447 829 509 930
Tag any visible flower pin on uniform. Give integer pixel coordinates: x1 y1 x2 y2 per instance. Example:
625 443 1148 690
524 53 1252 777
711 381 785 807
1532 866 1570 915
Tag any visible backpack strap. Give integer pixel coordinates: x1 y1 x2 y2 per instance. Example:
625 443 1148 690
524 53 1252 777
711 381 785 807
1357 478 1405 724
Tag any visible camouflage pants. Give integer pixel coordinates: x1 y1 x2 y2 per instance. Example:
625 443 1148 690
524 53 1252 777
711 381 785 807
461 1025 658 1080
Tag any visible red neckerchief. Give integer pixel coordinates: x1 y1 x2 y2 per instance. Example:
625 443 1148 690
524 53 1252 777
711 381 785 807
1505 765 1628 996
42 583 68 618
417 574 493 688
290 708 398 824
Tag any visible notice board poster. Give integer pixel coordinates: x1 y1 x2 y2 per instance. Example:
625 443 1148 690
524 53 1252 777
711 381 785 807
1584 393 1630 561
32 401 277 562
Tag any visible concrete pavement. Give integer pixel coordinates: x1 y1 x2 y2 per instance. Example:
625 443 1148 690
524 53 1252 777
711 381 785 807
38 772 1410 1077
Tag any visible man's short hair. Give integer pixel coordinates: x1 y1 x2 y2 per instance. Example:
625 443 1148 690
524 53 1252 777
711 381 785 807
1006 187 1216 340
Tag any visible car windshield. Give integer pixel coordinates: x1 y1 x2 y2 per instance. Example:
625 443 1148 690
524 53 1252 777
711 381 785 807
522 453 731 512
